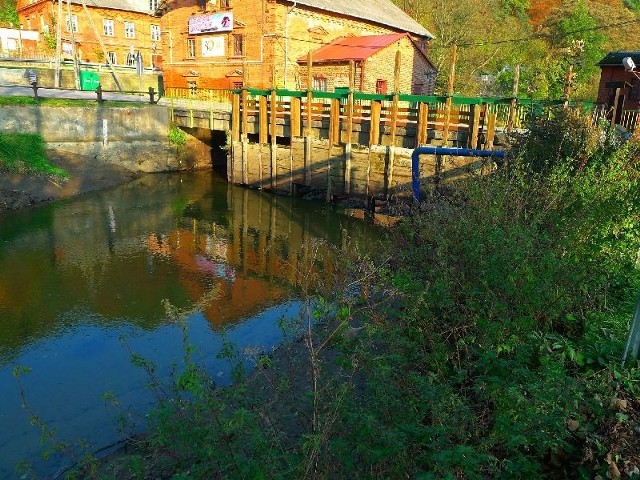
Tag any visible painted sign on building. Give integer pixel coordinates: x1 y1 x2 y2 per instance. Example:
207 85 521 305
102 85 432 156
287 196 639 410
188 12 233 35
202 36 225 57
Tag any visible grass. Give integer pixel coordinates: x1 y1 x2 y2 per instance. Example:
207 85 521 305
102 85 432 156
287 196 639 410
0 95 148 108
0 133 68 178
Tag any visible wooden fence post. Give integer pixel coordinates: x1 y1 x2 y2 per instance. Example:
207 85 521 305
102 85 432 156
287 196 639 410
270 88 278 189
369 99 381 146
611 87 622 128
291 96 301 137
231 92 240 142
469 104 481 149
305 51 313 186
442 44 457 146
345 60 355 194
507 64 520 132
329 98 340 145
259 95 268 144
387 51 401 197
485 112 496 150
416 102 428 146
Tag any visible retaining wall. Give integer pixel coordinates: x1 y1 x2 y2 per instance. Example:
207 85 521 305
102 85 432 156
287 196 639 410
0 105 210 172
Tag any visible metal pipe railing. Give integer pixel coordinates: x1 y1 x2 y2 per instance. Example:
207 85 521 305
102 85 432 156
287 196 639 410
411 146 507 201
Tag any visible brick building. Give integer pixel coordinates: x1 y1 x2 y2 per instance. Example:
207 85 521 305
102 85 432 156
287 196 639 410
17 0 435 94
596 51 640 115
160 0 435 92
17 0 163 69
298 32 436 94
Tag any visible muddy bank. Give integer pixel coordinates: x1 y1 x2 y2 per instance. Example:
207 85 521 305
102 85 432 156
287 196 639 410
0 149 141 212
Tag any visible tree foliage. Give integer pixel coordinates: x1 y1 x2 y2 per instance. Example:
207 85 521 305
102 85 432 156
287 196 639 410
393 0 640 100
0 0 18 28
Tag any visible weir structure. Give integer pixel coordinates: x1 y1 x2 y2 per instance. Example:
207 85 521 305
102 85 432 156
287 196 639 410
168 87 594 200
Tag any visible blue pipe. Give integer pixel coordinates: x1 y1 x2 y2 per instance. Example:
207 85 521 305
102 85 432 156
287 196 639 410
412 147 506 201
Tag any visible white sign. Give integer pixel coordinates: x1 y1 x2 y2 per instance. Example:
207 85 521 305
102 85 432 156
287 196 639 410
188 12 233 35
201 36 225 57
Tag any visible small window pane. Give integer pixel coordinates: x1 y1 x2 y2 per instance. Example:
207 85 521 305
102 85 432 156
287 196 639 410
124 22 135 39
151 25 161 41
187 38 195 58
233 34 243 56
103 19 114 36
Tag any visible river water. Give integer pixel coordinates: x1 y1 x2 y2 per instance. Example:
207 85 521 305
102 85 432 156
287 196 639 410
0 171 376 479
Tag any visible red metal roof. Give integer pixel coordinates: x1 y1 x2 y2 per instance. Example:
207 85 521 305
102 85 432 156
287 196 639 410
298 33 407 63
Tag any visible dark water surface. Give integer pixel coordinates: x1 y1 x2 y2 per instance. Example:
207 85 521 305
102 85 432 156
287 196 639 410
0 172 375 479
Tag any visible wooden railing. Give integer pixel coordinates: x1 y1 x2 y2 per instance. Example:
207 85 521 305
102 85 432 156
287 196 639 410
166 87 596 147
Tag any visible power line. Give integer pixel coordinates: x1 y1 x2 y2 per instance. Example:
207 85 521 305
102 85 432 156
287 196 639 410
456 17 640 47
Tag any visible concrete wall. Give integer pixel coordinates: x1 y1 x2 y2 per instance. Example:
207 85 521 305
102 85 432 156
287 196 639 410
0 105 209 172
0 65 162 92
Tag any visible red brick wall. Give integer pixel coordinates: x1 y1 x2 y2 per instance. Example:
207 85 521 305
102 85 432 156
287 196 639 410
160 0 433 91
298 37 435 94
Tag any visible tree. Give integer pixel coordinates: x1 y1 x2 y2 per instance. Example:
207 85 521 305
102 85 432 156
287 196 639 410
545 1 606 99
0 0 18 28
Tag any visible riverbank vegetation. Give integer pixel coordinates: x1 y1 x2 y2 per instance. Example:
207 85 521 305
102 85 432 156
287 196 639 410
57 109 637 479
0 133 67 177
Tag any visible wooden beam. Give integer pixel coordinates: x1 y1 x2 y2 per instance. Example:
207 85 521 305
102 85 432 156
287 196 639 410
369 100 381 146
259 95 268 144
231 92 240 142
291 96 301 137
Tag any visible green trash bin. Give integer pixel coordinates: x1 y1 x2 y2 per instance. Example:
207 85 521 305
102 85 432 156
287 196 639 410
79 71 100 91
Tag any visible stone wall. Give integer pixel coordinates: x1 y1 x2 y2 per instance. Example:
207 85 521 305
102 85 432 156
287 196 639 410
0 105 209 172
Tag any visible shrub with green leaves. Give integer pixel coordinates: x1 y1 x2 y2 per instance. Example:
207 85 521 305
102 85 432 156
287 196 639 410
328 111 640 477
0 133 68 178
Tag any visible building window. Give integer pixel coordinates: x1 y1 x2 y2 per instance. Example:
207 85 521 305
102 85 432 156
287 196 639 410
197 0 206 11
375 79 387 94
107 51 117 64
220 0 230 7
65 14 78 33
151 24 161 41
188 81 197 95
233 34 244 56
124 22 135 39
232 81 243 89
126 52 137 66
103 19 114 36
187 38 196 58
149 0 158 11
312 75 327 91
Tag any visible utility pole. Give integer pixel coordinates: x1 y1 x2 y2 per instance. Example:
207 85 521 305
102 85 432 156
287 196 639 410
507 64 520 132
80 0 123 91
442 44 457 146
66 0 80 89
563 63 574 108
55 0 62 87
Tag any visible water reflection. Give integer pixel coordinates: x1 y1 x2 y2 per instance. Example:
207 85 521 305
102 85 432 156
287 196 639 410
0 172 375 478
